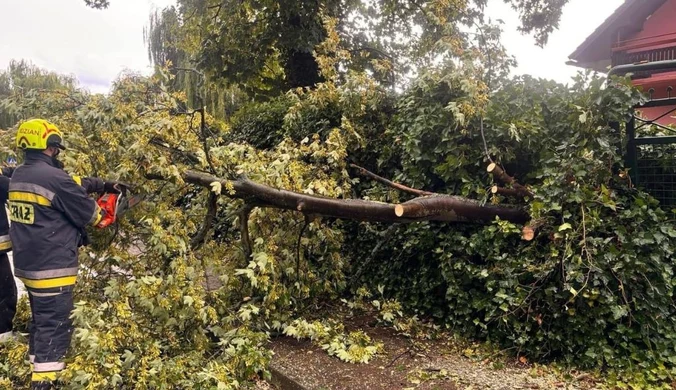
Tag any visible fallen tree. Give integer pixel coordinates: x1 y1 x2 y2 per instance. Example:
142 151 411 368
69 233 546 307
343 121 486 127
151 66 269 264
160 170 530 224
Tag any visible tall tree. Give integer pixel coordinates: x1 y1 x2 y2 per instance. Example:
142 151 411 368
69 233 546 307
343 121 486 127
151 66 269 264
145 0 570 98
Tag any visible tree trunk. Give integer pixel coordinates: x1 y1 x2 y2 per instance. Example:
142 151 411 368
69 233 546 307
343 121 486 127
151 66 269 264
176 171 530 224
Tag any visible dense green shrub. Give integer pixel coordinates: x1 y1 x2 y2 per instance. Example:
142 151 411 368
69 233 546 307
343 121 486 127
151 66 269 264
229 96 293 149
346 72 676 385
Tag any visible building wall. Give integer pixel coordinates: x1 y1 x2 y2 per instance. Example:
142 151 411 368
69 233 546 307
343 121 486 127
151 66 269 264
619 0 676 126
627 0 676 44
634 74 676 127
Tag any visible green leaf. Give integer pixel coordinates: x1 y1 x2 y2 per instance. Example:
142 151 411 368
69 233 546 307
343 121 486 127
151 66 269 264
558 223 573 232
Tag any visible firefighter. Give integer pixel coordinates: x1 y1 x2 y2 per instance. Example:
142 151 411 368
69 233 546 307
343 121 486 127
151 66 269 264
9 119 123 389
0 165 16 342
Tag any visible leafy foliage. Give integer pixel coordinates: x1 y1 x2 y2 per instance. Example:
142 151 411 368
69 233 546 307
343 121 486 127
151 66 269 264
1 57 672 388
2 1 676 389
228 97 293 149
83 0 110 9
498 0 570 45
145 0 568 102
283 319 383 363
0 70 352 388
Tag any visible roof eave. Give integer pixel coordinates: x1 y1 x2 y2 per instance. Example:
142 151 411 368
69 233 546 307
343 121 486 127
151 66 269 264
568 0 668 65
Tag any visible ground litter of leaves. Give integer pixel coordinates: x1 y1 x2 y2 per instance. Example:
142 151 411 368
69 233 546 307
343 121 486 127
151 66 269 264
263 316 599 390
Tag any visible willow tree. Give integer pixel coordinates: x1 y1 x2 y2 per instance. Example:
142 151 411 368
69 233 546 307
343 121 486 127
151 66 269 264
0 60 76 129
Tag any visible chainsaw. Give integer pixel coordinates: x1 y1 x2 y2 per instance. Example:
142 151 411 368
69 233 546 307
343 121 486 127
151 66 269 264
95 187 143 229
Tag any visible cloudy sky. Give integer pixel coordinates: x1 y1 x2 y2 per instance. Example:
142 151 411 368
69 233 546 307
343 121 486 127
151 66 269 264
0 0 624 93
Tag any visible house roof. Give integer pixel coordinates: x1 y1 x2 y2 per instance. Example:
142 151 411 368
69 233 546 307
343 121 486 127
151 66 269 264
568 0 667 70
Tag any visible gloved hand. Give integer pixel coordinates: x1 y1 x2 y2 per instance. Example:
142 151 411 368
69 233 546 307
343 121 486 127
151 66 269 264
103 181 130 194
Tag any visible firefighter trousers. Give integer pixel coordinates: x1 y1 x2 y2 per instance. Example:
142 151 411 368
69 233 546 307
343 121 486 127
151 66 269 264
0 253 16 335
27 285 74 388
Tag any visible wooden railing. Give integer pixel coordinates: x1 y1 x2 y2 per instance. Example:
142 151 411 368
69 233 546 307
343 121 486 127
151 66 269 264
611 32 676 67
612 46 676 67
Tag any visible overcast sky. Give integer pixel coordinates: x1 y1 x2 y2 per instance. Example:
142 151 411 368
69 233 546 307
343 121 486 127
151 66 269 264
0 0 624 93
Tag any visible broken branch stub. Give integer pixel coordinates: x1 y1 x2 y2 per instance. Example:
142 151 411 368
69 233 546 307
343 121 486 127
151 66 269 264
487 163 515 184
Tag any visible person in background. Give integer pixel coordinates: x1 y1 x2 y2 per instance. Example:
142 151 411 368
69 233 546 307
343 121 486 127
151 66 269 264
0 160 16 342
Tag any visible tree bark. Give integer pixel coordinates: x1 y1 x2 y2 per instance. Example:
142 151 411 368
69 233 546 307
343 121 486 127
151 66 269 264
239 204 255 260
190 192 218 250
394 195 529 224
491 186 524 199
171 171 530 224
487 163 515 185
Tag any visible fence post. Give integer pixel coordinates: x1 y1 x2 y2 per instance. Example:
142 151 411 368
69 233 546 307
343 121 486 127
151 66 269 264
625 116 638 185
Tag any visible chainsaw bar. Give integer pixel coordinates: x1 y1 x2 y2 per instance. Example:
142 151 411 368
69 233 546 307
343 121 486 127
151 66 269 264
116 194 144 217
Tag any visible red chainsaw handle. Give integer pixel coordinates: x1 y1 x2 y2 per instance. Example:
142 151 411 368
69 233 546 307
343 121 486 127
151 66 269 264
95 193 120 229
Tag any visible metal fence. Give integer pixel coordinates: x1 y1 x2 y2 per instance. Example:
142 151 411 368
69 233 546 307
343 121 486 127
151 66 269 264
634 138 676 206
625 101 676 208
607 61 676 208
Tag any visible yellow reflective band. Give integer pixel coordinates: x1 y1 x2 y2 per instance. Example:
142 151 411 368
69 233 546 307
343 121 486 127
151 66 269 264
9 191 51 206
72 175 82 186
93 207 103 226
32 371 57 381
19 276 77 289
0 241 12 251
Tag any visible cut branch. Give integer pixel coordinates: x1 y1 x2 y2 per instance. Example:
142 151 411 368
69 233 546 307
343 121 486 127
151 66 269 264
487 162 515 184
491 186 524 199
148 171 530 225
239 204 255 261
394 195 529 224
190 192 218 250
522 218 546 241
487 163 533 198
349 163 434 197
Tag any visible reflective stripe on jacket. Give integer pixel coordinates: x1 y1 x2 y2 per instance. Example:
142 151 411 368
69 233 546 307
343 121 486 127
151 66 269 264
9 153 104 290
0 167 15 253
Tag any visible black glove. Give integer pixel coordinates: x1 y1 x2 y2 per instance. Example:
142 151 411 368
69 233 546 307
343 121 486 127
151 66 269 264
103 181 129 194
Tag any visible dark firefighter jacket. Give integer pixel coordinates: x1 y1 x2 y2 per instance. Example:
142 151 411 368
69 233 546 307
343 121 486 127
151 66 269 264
0 167 15 254
8 153 104 291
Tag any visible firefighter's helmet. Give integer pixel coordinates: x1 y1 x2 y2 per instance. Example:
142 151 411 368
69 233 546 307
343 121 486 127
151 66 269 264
16 119 66 151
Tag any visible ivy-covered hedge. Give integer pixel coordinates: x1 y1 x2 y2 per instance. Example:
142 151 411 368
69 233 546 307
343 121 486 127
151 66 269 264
229 97 293 149
347 73 676 385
